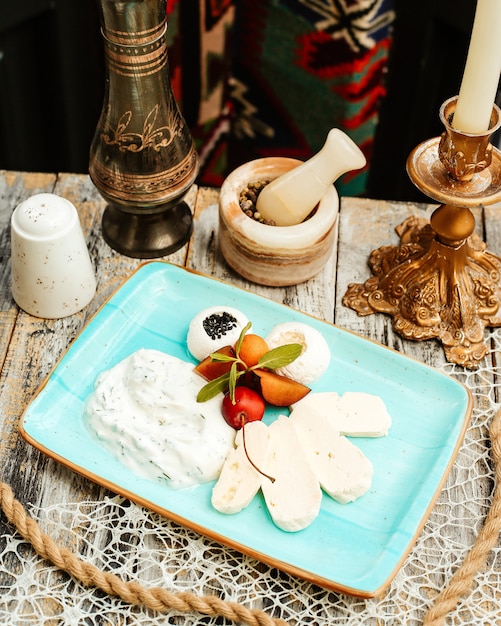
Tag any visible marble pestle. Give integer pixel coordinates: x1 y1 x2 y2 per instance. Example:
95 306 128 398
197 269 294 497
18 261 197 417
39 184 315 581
255 129 366 226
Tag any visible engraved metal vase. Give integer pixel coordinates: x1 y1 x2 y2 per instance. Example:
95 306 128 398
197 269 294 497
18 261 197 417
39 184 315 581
89 0 199 258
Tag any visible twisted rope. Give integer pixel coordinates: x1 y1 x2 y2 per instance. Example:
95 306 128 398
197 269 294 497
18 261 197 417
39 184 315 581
0 480 287 626
422 406 501 625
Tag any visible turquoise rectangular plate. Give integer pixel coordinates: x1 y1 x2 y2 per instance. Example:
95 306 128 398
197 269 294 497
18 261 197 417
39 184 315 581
19 261 473 597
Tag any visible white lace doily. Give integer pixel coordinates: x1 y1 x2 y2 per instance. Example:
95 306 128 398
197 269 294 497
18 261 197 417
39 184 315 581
1 331 501 626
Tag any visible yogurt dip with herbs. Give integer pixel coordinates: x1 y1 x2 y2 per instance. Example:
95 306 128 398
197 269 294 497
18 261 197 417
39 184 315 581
84 348 235 490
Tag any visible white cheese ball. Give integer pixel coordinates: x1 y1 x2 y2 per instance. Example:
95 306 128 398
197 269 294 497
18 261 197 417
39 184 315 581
266 321 330 385
187 306 249 361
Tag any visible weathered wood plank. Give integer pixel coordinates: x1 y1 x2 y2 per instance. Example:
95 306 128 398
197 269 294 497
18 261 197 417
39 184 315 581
484 202 501 259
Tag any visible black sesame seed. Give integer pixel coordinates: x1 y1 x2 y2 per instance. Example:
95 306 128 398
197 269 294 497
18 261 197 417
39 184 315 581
202 312 238 340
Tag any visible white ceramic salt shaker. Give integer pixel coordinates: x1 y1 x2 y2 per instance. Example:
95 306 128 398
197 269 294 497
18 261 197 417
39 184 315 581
10 193 97 318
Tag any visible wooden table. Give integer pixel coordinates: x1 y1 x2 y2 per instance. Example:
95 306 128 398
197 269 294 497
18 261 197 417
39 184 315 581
0 170 500 625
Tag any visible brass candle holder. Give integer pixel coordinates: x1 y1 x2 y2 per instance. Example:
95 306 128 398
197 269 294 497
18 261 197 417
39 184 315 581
343 97 501 369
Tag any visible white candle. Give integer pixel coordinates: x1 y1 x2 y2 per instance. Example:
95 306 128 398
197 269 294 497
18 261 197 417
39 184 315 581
452 0 501 134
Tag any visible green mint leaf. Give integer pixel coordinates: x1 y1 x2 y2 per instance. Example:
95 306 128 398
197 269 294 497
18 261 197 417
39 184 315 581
234 321 252 356
197 372 231 402
209 351 237 363
257 343 303 370
229 362 239 403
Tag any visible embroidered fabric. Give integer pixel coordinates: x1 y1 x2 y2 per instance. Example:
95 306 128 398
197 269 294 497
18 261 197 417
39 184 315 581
1 330 500 626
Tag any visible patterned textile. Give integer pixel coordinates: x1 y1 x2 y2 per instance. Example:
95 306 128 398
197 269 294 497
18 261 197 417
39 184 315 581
168 0 395 196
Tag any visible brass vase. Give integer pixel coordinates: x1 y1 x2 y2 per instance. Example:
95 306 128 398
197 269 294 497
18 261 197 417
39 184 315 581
89 0 199 258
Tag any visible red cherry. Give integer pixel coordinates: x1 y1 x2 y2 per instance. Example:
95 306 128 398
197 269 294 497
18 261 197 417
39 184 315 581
221 386 265 430
221 386 274 483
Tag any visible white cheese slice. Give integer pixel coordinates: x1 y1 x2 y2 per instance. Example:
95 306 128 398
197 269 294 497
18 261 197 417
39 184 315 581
211 420 270 514
261 415 322 532
290 391 392 437
337 391 392 436
290 407 373 503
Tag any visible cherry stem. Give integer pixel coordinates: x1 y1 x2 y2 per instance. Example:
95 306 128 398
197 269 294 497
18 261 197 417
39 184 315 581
241 420 275 483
